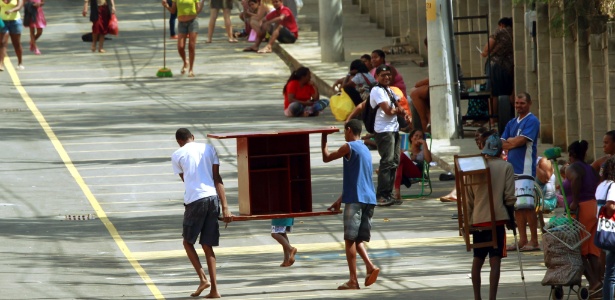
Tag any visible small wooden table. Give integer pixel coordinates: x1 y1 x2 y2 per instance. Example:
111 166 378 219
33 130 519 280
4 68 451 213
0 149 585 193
208 127 341 220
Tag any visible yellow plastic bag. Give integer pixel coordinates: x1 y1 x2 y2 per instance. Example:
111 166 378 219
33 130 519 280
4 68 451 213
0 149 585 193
330 89 355 122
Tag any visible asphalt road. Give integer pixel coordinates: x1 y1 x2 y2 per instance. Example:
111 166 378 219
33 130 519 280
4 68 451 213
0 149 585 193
1 1 553 299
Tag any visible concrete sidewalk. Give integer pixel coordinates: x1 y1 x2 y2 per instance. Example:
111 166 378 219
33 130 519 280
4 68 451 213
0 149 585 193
275 0 556 173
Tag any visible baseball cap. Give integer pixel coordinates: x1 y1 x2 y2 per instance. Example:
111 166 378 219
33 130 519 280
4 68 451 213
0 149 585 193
481 134 502 157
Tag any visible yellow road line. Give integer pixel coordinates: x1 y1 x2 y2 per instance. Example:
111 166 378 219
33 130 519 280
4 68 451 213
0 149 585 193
132 236 464 261
4 58 165 300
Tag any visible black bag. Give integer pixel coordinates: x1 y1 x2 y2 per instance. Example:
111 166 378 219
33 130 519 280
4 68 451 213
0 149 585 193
361 98 378 134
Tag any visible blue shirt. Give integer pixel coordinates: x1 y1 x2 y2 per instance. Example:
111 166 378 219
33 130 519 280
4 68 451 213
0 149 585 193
501 113 540 177
342 140 377 205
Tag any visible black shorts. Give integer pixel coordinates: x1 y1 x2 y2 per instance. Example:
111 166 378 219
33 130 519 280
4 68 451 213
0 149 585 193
268 25 297 44
210 0 232 9
183 196 220 246
472 225 506 259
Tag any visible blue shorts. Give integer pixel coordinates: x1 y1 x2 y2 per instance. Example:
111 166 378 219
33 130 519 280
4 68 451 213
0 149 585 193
1 19 23 35
178 18 198 35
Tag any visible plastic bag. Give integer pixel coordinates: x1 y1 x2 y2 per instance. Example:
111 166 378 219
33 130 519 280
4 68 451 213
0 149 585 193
108 14 119 36
330 89 355 122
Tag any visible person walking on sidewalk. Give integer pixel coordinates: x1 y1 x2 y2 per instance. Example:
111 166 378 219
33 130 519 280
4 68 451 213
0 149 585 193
270 217 297 267
466 135 516 300
0 0 25 71
172 128 233 298
501 92 540 252
162 0 203 77
323 120 380 290
166 0 178 39
83 0 115 53
206 0 236 43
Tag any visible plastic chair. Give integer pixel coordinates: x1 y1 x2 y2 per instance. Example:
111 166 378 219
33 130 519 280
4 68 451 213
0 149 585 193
402 133 432 198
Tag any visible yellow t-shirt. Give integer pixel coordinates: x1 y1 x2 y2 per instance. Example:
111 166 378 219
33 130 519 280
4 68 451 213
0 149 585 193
173 0 198 17
0 0 21 21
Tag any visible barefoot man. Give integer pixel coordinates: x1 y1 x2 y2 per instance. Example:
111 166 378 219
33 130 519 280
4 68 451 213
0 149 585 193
243 0 297 53
323 120 380 290
172 128 233 298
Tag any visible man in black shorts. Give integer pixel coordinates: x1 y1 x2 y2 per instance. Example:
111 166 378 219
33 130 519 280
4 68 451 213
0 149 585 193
465 135 516 300
171 128 233 298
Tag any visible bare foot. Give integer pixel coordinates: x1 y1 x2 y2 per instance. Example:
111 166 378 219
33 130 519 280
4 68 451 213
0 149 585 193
203 291 221 298
91 45 96 52
190 281 211 297
206 39 212 43
257 45 272 53
280 261 291 267
98 49 106 53
181 64 188 75
228 38 238 43
188 71 195 77
288 247 297 266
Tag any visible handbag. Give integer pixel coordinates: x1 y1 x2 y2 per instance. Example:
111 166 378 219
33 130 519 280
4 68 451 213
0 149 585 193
595 183 615 250
330 89 355 122
0 18 4 29
108 14 119 36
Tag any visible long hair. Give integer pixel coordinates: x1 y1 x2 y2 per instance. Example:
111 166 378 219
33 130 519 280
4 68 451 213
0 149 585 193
283 67 310 94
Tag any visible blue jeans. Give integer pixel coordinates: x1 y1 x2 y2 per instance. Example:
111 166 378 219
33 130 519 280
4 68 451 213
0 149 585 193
166 0 176 36
604 250 615 300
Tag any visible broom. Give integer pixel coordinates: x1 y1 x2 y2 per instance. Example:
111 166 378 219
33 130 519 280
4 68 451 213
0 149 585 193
156 5 172 77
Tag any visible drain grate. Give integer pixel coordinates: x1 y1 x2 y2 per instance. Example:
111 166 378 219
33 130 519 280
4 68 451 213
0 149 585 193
1 108 23 112
65 214 96 221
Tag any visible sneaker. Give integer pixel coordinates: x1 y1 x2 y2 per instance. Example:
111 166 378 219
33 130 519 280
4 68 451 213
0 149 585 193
17 64 25 70
376 196 394 207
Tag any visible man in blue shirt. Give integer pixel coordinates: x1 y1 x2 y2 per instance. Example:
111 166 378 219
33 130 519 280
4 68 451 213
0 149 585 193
322 119 380 290
501 92 541 251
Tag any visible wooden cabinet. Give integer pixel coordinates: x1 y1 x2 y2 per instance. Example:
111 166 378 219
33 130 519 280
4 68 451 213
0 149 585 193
208 127 339 216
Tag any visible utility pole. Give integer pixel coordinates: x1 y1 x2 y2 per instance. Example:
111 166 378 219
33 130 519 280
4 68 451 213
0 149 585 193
426 0 459 140
319 0 344 62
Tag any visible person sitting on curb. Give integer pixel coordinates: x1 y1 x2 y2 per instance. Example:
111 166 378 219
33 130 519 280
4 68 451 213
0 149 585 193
243 0 297 53
282 66 329 117
332 59 377 106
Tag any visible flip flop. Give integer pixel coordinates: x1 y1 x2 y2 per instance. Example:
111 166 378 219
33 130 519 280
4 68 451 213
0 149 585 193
365 268 380 287
257 46 272 53
506 244 521 251
519 245 540 252
439 196 456 202
337 282 360 290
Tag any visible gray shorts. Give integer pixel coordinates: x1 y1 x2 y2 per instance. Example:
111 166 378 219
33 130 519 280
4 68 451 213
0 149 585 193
183 196 220 246
178 18 199 35
343 203 375 242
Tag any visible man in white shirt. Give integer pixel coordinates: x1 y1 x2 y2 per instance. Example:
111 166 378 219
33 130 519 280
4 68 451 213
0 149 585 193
171 128 233 298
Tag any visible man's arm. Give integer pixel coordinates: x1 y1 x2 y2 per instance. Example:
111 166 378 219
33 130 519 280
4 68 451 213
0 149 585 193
213 164 233 223
502 136 528 150
327 195 342 212
321 133 350 163
346 101 365 122
481 37 496 57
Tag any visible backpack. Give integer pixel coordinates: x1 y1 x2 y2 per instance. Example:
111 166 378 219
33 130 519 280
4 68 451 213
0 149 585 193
362 85 398 134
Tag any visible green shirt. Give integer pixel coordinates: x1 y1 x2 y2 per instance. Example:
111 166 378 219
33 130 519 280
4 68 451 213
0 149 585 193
173 0 198 17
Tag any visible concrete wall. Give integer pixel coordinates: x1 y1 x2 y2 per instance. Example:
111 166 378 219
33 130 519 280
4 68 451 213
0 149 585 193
350 0 614 160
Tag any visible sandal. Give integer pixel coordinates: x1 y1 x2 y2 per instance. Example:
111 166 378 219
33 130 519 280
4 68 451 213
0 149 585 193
337 282 360 290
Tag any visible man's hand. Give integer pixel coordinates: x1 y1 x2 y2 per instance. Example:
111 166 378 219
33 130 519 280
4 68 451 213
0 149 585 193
327 197 342 212
221 207 234 228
